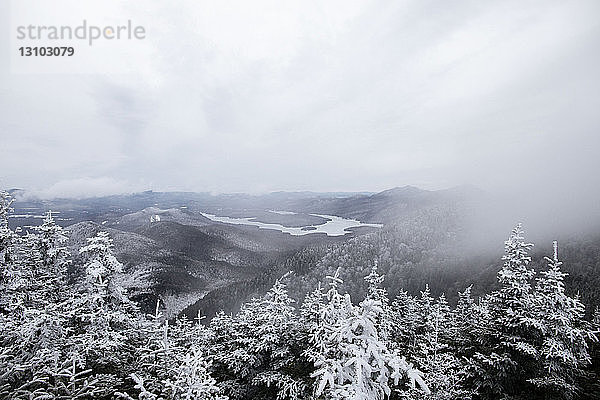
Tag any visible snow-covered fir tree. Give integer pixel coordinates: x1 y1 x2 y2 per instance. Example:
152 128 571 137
124 301 226 400
63 230 142 396
0 190 14 265
21 211 72 309
387 286 471 399
165 346 227 400
310 269 429 400
528 241 598 398
1 194 599 400
495 224 537 330
79 231 128 308
0 197 100 398
389 289 421 357
469 224 540 397
0 191 21 315
364 262 392 342
123 299 174 398
449 285 476 355
209 279 310 399
32 211 70 280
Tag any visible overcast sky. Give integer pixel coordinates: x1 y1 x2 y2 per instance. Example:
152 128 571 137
1 0 599 200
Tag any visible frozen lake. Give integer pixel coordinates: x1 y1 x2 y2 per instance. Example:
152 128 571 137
200 211 382 236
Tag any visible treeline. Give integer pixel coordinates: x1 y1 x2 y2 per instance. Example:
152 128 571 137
1 190 599 399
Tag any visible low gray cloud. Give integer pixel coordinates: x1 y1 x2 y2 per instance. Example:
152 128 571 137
1 0 599 206
27 177 145 199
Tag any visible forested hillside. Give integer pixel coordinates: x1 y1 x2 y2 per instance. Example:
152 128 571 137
281 205 600 315
186 197 600 324
2 189 599 399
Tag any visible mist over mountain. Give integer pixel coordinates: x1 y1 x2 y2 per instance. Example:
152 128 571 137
3 182 600 398
3 0 600 397
8 184 600 320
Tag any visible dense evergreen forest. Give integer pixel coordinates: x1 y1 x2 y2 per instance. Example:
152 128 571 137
1 190 599 399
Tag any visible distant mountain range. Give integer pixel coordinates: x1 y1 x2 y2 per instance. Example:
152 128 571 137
12 185 598 321
6 186 483 316
8 185 483 227
10 186 472 315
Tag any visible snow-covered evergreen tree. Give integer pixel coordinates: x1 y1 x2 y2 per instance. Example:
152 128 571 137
79 231 128 308
32 211 70 284
209 279 310 399
124 300 173 398
164 346 227 400
389 289 420 357
15 211 72 311
61 230 142 396
449 285 476 355
0 206 104 398
469 224 540 397
0 191 21 315
415 294 471 399
0 190 14 264
495 224 536 330
388 286 471 399
528 241 598 397
364 261 392 342
125 301 226 400
310 269 429 399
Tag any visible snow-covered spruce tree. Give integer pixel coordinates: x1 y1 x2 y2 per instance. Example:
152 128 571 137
413 294 471 400
310 269 429 400
528 241 598 398
0 190 15 265
0 209 117 399
0 190 31 396
0 190 21 315
449 285 477 356
209 279 310 400
2 211 67 313
163 346 227 400
300 282 325 340
20 211 72 379
79 231 128 309
305 269 354 399
0 230 39 317
0 230 45 396
468 224 540 398
0 200 78 398
389 289 420 359
387 286 471 399
8 211 72 316
0 192 32 321
121 299 173 398
122 301 226 400
63 230 142 396
495 224 536 329
31 211 71 298
364 261 392 342
389 286 434 367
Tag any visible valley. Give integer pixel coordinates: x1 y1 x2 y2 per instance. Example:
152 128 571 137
3 185 600 399
7 186 463 318
8 186 600 323
8 189 395 317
